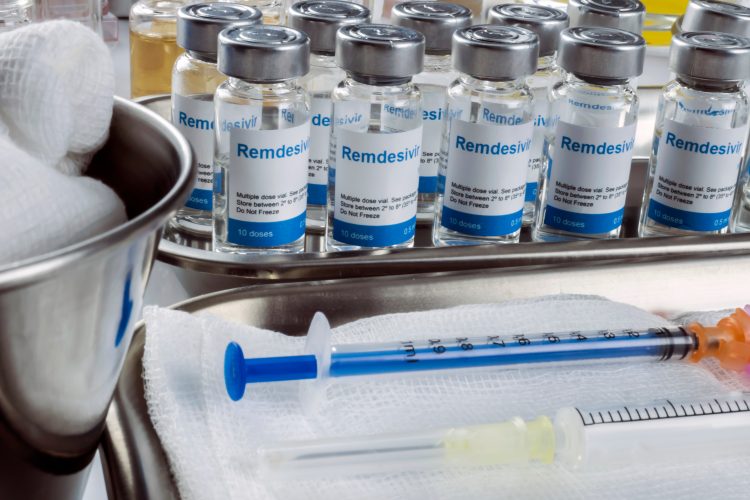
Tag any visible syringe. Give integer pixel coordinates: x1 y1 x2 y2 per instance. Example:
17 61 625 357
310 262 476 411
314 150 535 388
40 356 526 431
225 307 750 401
257 394 750 478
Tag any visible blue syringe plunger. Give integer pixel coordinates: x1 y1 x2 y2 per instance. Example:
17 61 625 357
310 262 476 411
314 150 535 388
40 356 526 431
224 342 318 401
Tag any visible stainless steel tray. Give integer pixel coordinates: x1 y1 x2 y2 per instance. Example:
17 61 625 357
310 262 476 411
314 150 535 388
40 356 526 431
101 252 750 500
139 90 750 292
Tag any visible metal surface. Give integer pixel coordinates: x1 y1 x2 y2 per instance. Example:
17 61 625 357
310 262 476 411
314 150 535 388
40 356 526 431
288 0 371 55
0 96 193 495
568 0 646 35
140 87 747 298
336 24 425 80
103 249 750 500
681 0 750 37
453 25 539 80
177 3 261 54
391 1 473 55
218 25 310 82
670 31 750 82
558 26 646 80
487 4 570 57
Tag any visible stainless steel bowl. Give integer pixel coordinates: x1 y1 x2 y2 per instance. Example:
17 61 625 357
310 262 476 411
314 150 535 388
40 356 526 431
0 97 193 497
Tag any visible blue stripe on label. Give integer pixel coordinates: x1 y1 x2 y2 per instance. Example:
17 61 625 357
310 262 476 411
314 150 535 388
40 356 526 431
213 170 223 195
544 205 624 234
437 174 446 195
307 183 327 206
185 188 212 210
419 176 438 194
441 206 523 237
227 212 306 247
333 217 417 247
525 182 538 202
647 199 730 231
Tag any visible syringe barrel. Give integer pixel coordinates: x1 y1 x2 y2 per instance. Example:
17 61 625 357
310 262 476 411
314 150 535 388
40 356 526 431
555 395 750 468
328 327 695 378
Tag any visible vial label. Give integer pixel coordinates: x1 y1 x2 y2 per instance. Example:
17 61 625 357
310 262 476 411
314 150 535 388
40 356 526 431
543 121 636 234
647 119 745 231
437 100 471 195
227 122 310 247
441 119 533 236
419 86 447 194
332 127 422 247
215 102 262 196
173 94 215 210
528 93 549 203
308 97 332 206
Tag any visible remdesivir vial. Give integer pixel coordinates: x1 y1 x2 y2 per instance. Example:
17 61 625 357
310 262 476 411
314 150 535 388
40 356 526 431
171 3 262 233
567 0 645 35
532 27 645 241
391 1 472 219
433 25 538 246
289 0 371 231
639 31 750 236
213 25 311 254
326 24 425 251
488 3 569 226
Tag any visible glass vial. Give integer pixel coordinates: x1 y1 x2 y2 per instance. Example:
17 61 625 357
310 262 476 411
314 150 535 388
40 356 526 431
0 0 32 31
639 32 750 236
532 27 645 242
39 0 102 34
222 0 283 24
567 0 645 35
326 24 425 251
129 0 185 98
391 1 472 220
681 0 750 37
488 4 569 226
171 3 261 234
432 25 538 247
289 0 371 231
213 25 311 254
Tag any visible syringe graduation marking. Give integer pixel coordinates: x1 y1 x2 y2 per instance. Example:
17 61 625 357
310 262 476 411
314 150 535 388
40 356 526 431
577 397 750 426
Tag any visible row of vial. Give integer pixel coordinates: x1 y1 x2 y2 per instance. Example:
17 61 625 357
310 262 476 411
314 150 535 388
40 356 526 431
170 0 750 253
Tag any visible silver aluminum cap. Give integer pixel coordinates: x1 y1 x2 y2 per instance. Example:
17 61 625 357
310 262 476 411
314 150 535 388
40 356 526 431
391 1 473 54
218 25 310 81
681 0 750 37
567 0 645 35
671 31 750 83
288 0 371 55
452 25 539 81
177 3 262 54
488 4 569 57
558 26 645 81
336 24 425 82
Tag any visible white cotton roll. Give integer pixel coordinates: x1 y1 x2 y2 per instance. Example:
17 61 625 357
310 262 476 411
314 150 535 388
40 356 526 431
0 135 127 266
0 20 115 172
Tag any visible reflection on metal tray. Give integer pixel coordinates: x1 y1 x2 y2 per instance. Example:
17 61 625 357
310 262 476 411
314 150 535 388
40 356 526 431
101 252 750 500
137 91 750 287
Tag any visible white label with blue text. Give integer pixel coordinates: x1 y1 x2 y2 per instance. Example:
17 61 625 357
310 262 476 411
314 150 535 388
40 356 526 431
333 127 422 247
215 101 262 196
647 119 745 231
227 122 310 247
173 94 215 210
544 121 636 234
441 119 533 236
419 86 447 193
308 97 332 205
527 92 549 202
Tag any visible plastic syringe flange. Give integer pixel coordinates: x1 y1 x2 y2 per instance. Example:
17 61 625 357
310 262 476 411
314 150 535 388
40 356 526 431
224 342 318 401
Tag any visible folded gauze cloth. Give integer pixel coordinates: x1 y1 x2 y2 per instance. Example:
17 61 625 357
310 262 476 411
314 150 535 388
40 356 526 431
0 21 125 266
0 135 126 264
143 295 750 500
0 20 115 172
